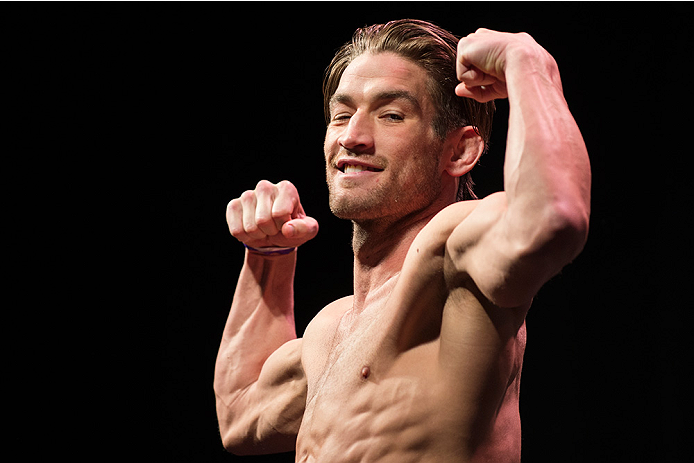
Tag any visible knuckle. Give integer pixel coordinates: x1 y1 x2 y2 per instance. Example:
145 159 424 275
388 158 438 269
274 198 296 217
226 198 240 212
457 37 466 52
276 180 296 193
229 226 244 238
240 190 255 201
255 179 275 193
243 221 260 235
255 213 272 227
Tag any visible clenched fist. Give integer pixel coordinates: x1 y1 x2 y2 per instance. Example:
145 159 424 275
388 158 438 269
226 180 319 250
455 28 558 103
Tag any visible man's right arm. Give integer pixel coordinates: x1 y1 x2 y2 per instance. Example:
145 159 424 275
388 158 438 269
214 180 318 455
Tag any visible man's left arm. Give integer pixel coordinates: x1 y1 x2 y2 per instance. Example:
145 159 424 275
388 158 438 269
448 29 591 308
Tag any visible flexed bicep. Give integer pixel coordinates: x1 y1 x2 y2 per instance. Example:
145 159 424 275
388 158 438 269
447 191 584 309
447 192 533 309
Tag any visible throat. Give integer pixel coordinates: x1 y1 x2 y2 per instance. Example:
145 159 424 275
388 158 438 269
351 213 431 295
351 206 437 260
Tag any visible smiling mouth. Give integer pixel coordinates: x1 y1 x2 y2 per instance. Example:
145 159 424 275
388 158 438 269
336 158 384 174
341 164 383 174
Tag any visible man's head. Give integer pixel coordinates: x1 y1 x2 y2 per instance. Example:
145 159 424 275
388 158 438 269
323 19 495 203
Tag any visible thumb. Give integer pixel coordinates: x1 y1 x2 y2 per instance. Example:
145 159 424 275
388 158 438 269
455 82 477 99
282 216 319 242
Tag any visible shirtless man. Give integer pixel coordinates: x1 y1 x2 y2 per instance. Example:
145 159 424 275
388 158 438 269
214 20 590 462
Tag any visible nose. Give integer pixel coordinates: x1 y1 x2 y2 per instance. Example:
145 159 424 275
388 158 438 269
337 112 374 154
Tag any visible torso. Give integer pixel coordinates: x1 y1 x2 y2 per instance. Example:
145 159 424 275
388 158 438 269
297 201 528 462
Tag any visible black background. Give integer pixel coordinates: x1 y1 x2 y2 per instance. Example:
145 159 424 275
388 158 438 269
17 2 689 461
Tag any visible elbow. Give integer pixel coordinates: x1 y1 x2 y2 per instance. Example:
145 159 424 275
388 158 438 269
215 393 255 455
218 418 257 456
558 199 589 248
221 436 253 456
222 440 254 456
220 429 242 455
216 397 288 456
513 199 589 267
542 200 590 262
217 412 241 454
219 419 296 456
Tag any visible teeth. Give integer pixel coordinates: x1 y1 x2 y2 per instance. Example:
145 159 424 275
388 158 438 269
344 164 367 174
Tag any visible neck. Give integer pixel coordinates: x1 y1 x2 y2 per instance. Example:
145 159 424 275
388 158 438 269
349 204 444 312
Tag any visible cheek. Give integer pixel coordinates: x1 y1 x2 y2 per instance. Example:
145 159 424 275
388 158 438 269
398 129 441 164
324 127 342 154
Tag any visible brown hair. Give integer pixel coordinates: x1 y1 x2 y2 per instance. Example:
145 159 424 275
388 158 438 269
323 19 495 201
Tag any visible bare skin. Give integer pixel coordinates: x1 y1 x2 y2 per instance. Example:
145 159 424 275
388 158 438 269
215 28 590 462
297 199 529 462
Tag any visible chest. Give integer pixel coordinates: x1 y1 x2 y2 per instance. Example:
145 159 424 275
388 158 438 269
305 303 390 405
303 243 451 405
303 294 444 422
302 320 441 440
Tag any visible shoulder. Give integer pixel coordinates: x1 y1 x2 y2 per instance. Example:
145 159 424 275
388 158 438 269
303 296 352 338
425 193 506 237
259 338 305 386
445 191 507 253
411 193 505 255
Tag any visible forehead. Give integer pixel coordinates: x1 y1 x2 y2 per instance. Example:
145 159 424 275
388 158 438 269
334 52 431 106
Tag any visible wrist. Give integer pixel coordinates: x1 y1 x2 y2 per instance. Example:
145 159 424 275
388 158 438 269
244 244 297 257
505 44 561 88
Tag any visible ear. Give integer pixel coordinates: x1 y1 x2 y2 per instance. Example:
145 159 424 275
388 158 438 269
442 126 485 178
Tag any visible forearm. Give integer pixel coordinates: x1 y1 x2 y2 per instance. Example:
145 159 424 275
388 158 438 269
215 249 298 396
503 49 591 248
215 179 315 452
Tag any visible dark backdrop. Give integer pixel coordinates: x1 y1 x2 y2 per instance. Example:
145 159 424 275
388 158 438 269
24 2 687 461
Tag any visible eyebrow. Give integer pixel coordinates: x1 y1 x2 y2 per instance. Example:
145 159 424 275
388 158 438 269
330 90 423 114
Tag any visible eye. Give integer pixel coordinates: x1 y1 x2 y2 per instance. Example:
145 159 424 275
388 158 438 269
382 113 404 122
331 114 351 123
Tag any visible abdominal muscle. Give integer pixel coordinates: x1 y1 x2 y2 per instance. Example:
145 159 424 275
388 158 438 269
296 341 449 463
295 307 524 463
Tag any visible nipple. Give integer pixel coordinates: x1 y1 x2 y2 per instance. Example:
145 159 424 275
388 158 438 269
361 366 371 380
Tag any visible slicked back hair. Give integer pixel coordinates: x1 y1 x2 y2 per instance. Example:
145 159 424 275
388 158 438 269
323 19 495 200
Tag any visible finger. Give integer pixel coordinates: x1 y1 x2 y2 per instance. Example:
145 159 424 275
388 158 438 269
455 82 506 103
457 64 497 87
254 180 280 236
239 190 266 240
226 198 251 242
456 35 476 79
455 82 477 99
456 82 492 102
272 181 301 229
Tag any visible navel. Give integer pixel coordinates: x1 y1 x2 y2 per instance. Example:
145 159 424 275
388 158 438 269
361 365 371 380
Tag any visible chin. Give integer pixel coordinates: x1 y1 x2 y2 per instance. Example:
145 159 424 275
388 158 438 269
329 198 379 221
328 192 421 223
327 178 441 223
